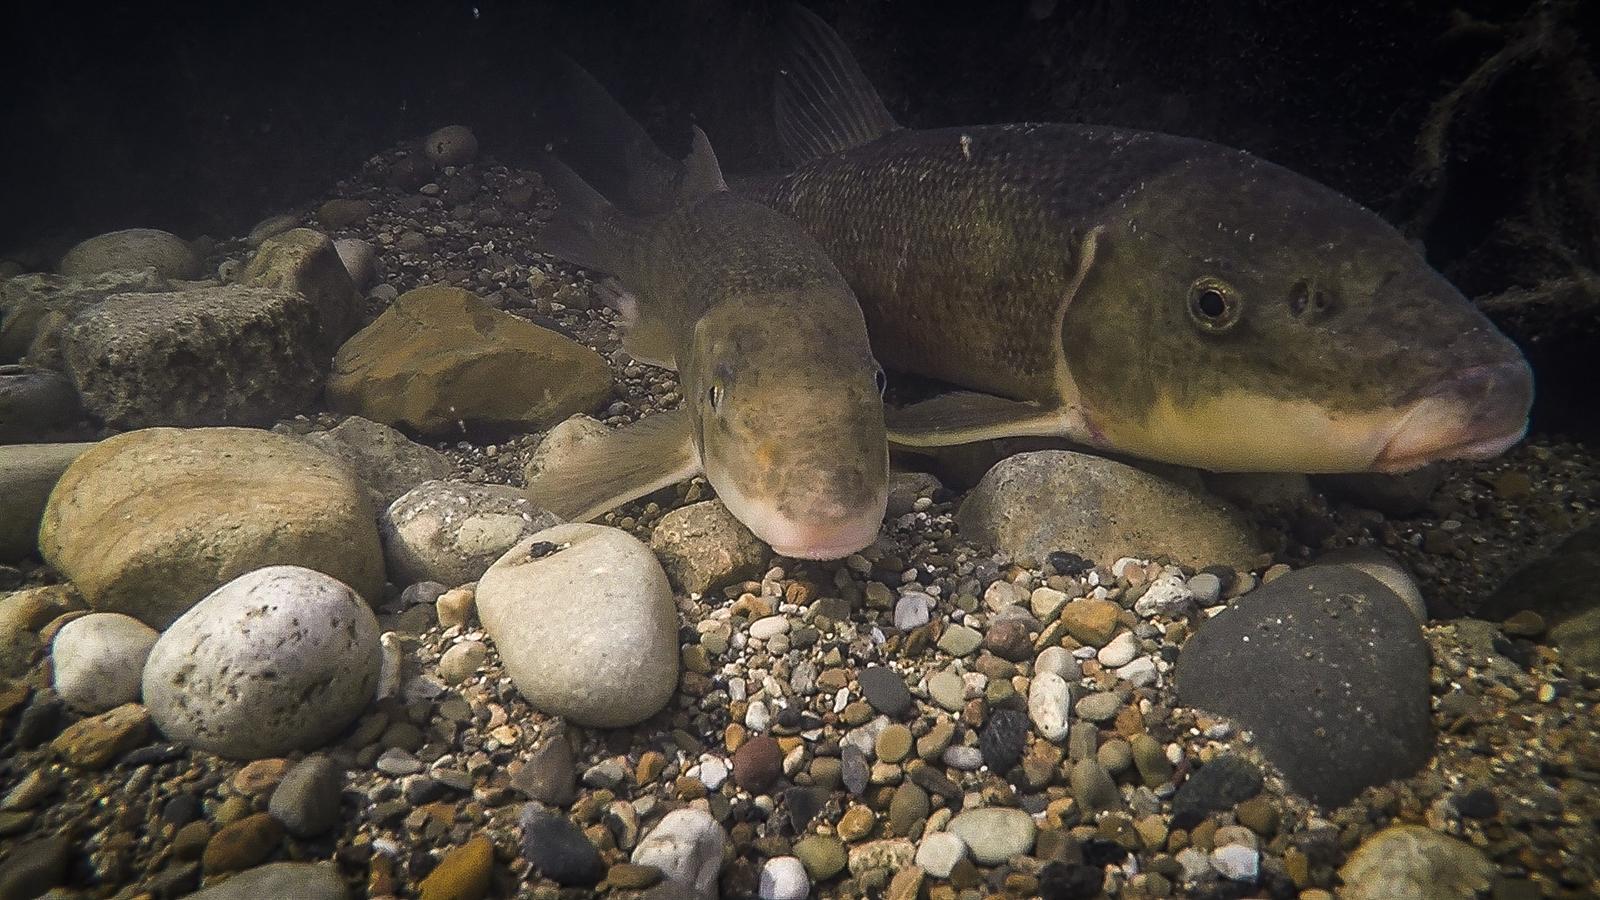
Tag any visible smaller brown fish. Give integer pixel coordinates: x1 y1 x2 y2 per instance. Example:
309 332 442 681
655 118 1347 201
528 111 888 560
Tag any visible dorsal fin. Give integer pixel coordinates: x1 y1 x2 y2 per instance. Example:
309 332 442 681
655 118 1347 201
531 153 625 274
679 126 729 200
534 52 683 214
775 4 900 165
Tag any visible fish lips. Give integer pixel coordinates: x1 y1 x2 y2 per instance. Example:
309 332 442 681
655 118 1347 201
1371 360 1534 473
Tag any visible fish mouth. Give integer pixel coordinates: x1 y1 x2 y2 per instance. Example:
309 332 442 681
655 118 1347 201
759 503 887 561
707 465 888 561
1371 361 1533 473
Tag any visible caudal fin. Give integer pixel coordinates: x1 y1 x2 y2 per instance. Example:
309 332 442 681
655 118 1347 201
775 4 900 165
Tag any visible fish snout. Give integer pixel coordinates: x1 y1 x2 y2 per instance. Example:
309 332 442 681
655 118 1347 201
1374 360 1534 472
760 505 886 561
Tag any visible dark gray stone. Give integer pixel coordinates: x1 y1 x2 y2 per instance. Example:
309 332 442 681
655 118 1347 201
785 786 828 832
0 365 83 443
980 708 1029 774
858 666 913 717
1175 564 1433 806
0 835 70 899
1170 755 1263 828
269 754 343 837
183 861 347 899
513 737 578 807
519 805 605 886
841 744 870 796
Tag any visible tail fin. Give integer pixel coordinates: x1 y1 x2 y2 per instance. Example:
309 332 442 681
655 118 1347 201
533 53 685 213
775 4 900 165
532 154 630 275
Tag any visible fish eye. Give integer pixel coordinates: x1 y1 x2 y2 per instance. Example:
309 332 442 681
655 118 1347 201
1187 277 1241 331
707 384 724 410
873 367 887 395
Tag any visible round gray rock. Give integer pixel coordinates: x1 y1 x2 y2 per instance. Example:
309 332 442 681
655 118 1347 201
50 612 158 713
183 862 347 900
382 479 560 588
59 228 200 280
142 565 381 759
957 450 1260 568
631 807 726 898
948 808 1036 865
268 754 343 837
477 525 677 728
1175 563 1432 805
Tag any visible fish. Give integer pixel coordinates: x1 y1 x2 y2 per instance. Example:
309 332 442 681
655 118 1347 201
525 65 889 560
576 6 1536 476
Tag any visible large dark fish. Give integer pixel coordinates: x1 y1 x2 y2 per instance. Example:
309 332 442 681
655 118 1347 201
586 7 1536 475
527 85 888 560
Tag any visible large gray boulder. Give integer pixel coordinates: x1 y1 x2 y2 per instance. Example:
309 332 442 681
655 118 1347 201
298 415 452 511
60 282 325 428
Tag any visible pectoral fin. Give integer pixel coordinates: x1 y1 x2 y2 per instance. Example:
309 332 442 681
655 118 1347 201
526 407 701 521
595 278 677 369
887 392 1074 448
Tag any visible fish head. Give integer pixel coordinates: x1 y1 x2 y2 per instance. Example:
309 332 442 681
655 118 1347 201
685 299 890 559
1061 150 1534 474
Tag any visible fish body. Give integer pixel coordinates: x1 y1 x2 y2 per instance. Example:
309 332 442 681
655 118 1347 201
722 6 1536 475
528 113 888 560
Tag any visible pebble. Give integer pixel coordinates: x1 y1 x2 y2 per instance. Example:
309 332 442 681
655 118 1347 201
841 744 870 795
1186 572 1223 606
949 807 1036 864
515 737 577 806
1131 734 1174 786
183 862 346 900
1115 655 1158 688
846 838 915 877
1035 645 1080 681
936 624 982 656
943 746 984 770
983 619 1034 661
927 671 966 711
631 808 725 898
979 708 1029 772
733 736 783 793
759 856 811 900
437 639 488 683
1338 824 1495 900
894 593 932 630
1133 573 1194 617
420 835 493 900
202 812 284 874
1211 844 1259 881
866 722 907 763
520 804 605 885
424 125 479 166
1175 563 1431 805
50 701 150 769
749 615 790 640
793 834 848 880
268 754 342 837
914 831 969 878
698 756 729 791
888 783 929 836
858 666 914 717
49 612 159 713
1027 671 1072 741
1097 631 1139 667
1171 755 1262 828
1074 691 1122 722
376 748 423 776
1059 599 1121 646
1070 758 1120 813
0 835 70 899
